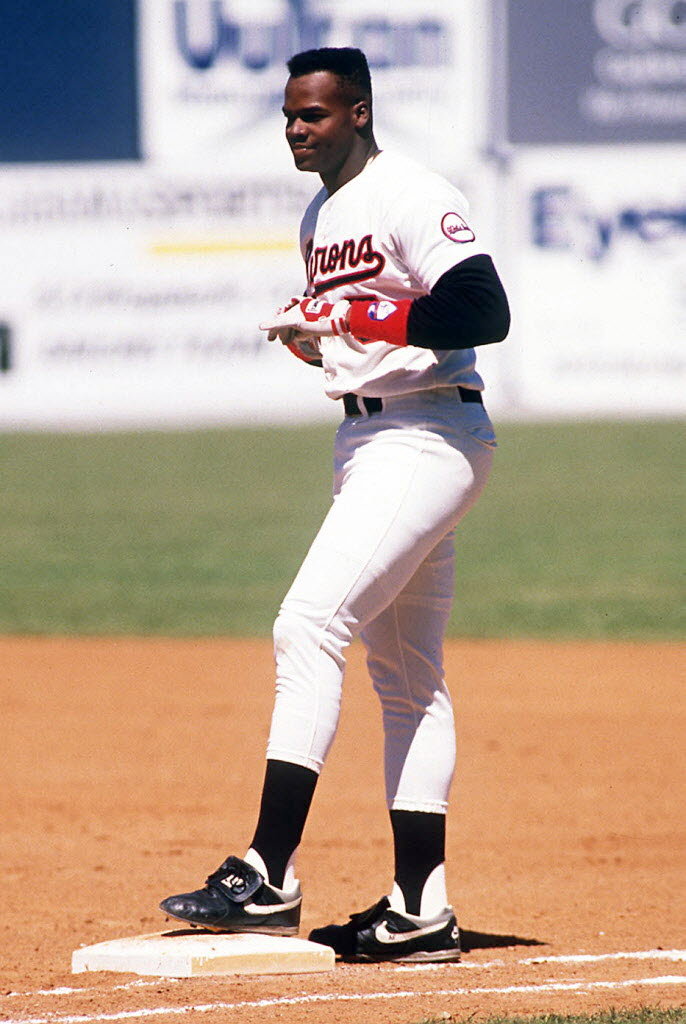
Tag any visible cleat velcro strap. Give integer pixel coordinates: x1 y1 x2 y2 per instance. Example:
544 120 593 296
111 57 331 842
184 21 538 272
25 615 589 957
206 856 264 903
350 896 390 928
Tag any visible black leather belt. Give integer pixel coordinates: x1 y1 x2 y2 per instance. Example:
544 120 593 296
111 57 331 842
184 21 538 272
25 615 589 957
343 388 482 417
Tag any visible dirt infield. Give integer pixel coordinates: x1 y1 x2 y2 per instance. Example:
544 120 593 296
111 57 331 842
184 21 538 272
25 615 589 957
2 636 685 1023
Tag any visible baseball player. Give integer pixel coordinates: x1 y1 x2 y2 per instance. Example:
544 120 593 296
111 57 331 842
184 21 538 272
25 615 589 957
160 47 509 963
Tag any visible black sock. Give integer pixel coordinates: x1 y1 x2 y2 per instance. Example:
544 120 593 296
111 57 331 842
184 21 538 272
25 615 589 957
390 809 446 916
249 759 318 889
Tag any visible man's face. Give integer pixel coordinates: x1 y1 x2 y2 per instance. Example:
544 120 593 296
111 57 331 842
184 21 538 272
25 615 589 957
282 71 366 178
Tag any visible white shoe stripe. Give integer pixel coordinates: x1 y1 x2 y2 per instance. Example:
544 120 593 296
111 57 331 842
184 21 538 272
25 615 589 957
243 897 302 915
374 918 451 944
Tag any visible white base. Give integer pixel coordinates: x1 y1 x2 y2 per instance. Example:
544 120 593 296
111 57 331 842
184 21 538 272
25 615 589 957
72 930 335 977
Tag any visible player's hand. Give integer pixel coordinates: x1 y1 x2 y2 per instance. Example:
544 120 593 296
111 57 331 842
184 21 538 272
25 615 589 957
285 334 322 364
261 297 302 343
260 297 351 339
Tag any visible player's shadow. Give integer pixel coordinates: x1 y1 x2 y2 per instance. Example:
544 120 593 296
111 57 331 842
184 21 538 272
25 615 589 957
161 927 546 951
459 928 545 952
162 928 222 936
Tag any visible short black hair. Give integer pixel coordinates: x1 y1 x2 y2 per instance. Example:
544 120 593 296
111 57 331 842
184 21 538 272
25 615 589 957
287 47 372 102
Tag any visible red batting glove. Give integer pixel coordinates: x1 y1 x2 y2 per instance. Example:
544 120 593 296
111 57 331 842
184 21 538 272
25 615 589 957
284 335 322 365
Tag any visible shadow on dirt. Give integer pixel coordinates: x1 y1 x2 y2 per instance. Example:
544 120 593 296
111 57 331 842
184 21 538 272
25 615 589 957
459 929 546 952
161 926 547 953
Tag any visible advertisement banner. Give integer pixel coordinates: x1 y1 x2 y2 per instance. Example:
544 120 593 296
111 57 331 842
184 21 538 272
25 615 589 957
507 146 686 415
139 0 486 174
0 166 323 428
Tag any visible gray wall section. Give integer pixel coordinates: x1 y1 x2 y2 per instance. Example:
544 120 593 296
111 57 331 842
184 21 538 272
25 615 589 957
504 0 686 144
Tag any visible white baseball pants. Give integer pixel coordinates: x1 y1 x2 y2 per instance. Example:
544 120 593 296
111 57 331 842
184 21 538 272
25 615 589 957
267 387 495 813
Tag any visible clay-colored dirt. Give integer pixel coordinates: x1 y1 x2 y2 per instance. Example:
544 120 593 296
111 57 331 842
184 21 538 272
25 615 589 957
1 636 684 1024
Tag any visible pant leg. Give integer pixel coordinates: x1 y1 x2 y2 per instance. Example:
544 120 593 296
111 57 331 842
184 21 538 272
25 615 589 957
361 530 456 813
267 396 494 774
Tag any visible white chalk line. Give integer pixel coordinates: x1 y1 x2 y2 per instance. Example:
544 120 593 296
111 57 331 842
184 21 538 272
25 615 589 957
3 975 686 1024
4 949 686 1002
397 948 686 972
3 979 183 1000
528 949 686 965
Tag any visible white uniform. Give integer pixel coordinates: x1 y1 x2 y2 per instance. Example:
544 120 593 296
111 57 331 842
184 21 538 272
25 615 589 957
266 150 496 814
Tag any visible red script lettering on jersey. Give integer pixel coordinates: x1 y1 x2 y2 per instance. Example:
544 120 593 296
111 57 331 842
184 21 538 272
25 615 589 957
306 234 386 296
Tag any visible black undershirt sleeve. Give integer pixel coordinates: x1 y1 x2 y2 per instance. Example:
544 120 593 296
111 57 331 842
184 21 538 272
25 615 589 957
406 253 510 350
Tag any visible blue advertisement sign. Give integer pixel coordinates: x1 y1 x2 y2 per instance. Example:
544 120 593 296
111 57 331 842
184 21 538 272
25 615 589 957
0 0 139 163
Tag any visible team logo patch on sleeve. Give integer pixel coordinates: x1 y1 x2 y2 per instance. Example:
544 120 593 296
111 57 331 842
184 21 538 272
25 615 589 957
367 300 397 321
441 212 475 243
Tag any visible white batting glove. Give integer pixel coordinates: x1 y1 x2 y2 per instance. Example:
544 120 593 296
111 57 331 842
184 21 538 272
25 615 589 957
262 297 301 343
260 297 351 339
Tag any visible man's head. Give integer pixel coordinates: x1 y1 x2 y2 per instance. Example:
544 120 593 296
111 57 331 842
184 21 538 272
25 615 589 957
283 47 375 190
287 47 372 107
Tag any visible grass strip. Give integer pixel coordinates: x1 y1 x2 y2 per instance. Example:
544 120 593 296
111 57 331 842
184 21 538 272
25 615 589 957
417 1008 686 1024
0 420 683 638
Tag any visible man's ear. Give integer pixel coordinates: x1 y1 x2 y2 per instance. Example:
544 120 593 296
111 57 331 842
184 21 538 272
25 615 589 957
353 99 371 130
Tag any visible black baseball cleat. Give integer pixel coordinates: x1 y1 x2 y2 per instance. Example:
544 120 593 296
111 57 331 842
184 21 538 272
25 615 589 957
159 855 302 935
308 896 461 963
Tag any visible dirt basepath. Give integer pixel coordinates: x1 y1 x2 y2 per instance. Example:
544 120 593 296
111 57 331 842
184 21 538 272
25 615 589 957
1 637 684 1023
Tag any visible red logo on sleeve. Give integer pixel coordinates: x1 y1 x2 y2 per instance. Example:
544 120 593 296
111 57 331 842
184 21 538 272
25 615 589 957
441 212 475 243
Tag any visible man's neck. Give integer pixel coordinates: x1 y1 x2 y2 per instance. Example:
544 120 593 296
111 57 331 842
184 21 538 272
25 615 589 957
321 137 380 195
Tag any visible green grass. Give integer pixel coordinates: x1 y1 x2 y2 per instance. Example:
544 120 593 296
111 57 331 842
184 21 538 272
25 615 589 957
416 1011 686 1024
457 418 684 638
0 420 683 638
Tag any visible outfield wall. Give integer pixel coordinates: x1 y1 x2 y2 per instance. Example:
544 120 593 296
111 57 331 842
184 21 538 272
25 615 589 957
0 0 683 429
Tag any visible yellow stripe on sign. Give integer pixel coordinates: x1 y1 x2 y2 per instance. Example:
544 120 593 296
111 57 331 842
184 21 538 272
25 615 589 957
149 239 296 256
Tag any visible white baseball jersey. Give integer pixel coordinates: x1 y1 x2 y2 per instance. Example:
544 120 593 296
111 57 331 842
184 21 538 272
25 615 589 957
299 149 486 399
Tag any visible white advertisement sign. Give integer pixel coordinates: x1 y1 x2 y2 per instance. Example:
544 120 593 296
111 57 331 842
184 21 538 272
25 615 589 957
139 0 485 174
0 166 323 428
507 145 686 416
